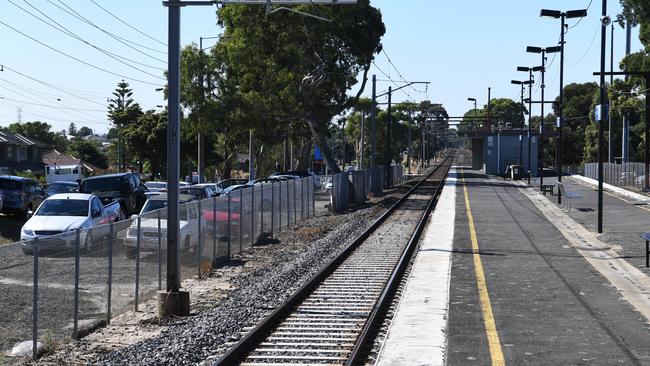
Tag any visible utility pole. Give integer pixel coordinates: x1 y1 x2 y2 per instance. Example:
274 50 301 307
487 87 492 129
385 86 392 186
622 19 633 162
197 37 206 183
249 130 255 181
359 111 365 170
609 23 614 164
370 74 377 171
407 110 413 173
597 0 608 233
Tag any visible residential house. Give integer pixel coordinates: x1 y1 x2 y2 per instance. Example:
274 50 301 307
0 131 49 176
43 150 103 176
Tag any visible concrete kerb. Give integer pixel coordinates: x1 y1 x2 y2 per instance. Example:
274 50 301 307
571 174 650 203
511 178 650 324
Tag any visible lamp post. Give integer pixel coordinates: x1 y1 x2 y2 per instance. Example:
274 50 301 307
526 45 561 191
540 8 588 204
467 97 477 129
511 80 532 166
517 66 541 182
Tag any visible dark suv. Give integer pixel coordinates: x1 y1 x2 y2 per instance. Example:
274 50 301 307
80 172 148 219
0 176 46 219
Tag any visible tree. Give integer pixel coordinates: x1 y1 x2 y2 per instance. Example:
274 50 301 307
5 121 68 152
107 80 143 171
122 111 168 177
68 122 77 136
215 1 385 173
77 126 93 137
68 140 108 169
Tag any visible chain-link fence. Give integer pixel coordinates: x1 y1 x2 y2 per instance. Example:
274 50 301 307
583 162 648 191
0 176 315 359
331 165 404 212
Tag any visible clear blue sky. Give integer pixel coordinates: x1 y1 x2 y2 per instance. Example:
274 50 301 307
0 0 641 134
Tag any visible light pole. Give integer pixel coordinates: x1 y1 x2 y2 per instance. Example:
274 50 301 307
196 36 219 183
511 80 532 166
467 97 477 129
540 8 588 203
597 0 608 233
526 45 561 191
517 66 541 181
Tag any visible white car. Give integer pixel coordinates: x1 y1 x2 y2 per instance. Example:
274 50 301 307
124 193 200 258
20 193 120 253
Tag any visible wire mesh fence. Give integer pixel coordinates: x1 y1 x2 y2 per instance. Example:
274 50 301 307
0 176 315 359
583 162 647 191
331 165 404 212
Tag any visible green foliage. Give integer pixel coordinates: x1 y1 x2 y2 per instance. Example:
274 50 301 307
122 110 168 177
68 140 108 170
5 121 68 152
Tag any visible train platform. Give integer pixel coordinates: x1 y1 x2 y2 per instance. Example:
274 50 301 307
376 168 650 365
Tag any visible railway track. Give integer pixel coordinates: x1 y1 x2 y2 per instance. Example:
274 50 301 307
215 156 453 366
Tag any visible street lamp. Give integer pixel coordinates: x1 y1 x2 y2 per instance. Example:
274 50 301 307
517 66 541 182
526 45 560 191
541 8 588 204
511 80 532 166
467 97 477 129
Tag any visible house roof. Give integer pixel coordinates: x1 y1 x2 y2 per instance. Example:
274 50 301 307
43 150 102 173
0 131 49 148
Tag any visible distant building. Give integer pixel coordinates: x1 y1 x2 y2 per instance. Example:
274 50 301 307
465 130 541 175
0 131 49 176
43 150 102 175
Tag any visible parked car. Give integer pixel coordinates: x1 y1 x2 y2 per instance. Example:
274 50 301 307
124 193 199 258
0 176 45 219
80 172 148 220
180 185 214 200
193 183 218 197
215 178 248 195
145 181 167 193
223 183 253 195
270 170 321 188
45 181 79 196
20 193 121 253
202 197 241 242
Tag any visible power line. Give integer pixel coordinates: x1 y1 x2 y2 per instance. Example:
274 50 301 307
0 96 106 112
0 19 164 86
567 0 594 29
568 22 600 65
1 65 107 106
52 0 167 59
90 0 167 47
9 0 166 76
0 100 108 127
382 49 419 96
372 61 413 100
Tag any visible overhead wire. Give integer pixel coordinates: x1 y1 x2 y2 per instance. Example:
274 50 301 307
0 19 164 86
52 0 167 58
89 0 167 47
567 0 594 29
568 22 600 65
9 0 166 76
1 65 107 106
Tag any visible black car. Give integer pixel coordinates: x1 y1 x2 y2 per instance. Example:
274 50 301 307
45 181 79 196
80 172 148 219
0 176 46 219
215 178 248 194
179 186 213 201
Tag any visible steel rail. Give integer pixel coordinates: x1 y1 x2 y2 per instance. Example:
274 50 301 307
346 156 452 365
215 155 452 366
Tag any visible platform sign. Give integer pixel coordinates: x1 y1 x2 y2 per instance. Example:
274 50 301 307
595 104 608 123
314 146 323 161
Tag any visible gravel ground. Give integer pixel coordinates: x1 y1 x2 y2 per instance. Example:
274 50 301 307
26 194 392 366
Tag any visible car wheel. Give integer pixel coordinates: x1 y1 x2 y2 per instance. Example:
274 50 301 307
125 246 137 259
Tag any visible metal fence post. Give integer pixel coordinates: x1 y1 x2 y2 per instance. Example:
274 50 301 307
239 189 243 254
73 229 80 339
301 178 305 221
197 199 202 278
32 237 38 360
135 216 141 311
157 210 162 291
271 181 275 238
312 175 315 217
212 196 217 265
227 192 231 258
293 178 297 223
251 186 255 247
106 223 113 324
278 181 282 230
260 183 264 238
287 180 290 227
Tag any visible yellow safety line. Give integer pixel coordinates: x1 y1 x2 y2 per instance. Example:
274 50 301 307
461 168 505 366
602 190 650 213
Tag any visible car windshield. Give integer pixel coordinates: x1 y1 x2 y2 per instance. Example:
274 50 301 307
180 188 205 199
141 199 167 214
36 199 88 217
47 183 78 195
81 177 121 192
0 179 22 190
217 179 246 189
